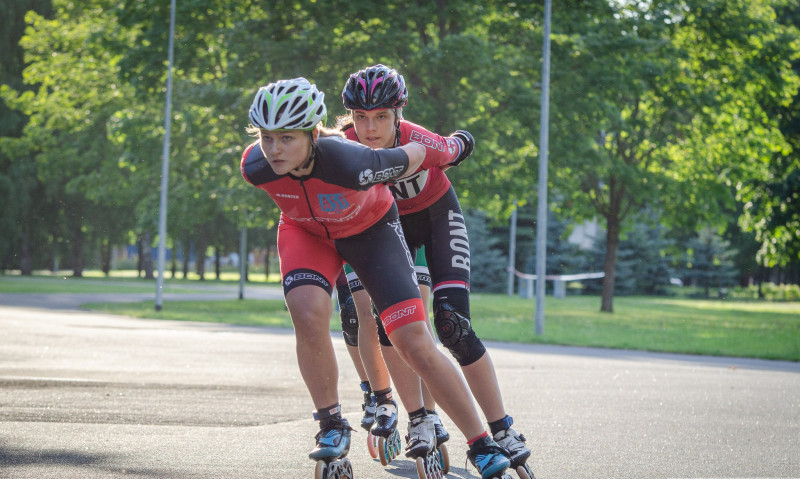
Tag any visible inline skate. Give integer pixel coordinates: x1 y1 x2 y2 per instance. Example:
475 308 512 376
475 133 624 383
359 382 379 458
427 410 450 473
493 416 536 479
309 410 354 479
467 435 512 479
405 414 446 479
370 399 402 466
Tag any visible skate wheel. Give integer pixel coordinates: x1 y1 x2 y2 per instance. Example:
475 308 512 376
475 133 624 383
313 459 326 479
437 444 449 474
415 454 445 479
415 456 426 478
377 436 390 466
516 463 536 479
389 429 402 458
366 432 378 459
340 457 354 479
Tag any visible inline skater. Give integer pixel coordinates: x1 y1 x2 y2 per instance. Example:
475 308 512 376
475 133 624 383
240 77 510 479
337 65 535 479
336 248 439 466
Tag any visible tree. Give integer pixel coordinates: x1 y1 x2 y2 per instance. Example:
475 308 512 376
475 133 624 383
2 0 132 276
536 0 800 311
464 210 507 293
615 214 676 295
0 0 52 273
1 0 797 294
683 228 739 298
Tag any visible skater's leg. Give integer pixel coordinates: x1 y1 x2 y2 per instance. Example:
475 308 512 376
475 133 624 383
345 344 368 382
432 289 506 422
387 321 485 440
433 289 531 469
285 284 339 409
416 282 453 445
418 283 438 411
336 270 368 384
380 344 424 413
462 354 506 423
354 289 391 390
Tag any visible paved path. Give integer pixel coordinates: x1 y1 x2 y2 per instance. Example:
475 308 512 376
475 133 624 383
1 293 799 478
0 283 285 310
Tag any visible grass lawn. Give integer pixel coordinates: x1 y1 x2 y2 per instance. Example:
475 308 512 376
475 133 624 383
3 272 799 361
0 272 279 293
82 294 800 362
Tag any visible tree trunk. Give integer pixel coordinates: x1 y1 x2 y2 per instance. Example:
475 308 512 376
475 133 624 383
19 235 33 275
182 239 190 279
101 239 111 276
600 214 620 312
215 246 221 280
195 233 207 281
141 230 154 279
137 235 144 278
70 218 84 278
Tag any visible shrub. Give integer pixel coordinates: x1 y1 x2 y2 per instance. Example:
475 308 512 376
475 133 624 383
731 283 800 301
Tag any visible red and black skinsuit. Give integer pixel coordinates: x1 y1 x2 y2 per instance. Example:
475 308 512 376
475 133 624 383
344 121 487 366
241 134 449 335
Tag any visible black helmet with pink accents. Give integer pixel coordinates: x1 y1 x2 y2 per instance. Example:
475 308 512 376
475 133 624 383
342 64 408 111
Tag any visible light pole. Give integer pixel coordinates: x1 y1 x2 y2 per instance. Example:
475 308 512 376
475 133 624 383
507 201 517 297
155 0 176 311
534 0 551 335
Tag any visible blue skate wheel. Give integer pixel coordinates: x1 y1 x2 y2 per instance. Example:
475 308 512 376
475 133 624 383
437 444 449 474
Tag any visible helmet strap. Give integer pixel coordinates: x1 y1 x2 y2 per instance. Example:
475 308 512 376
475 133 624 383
291 131 316 175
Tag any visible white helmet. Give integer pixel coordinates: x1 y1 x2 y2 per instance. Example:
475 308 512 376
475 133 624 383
248 78 327 131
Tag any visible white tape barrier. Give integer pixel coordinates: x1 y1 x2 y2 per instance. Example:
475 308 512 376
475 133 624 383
508 268 605 298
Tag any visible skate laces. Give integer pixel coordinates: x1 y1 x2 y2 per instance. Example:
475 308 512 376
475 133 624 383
315 417 353 446
362 395 376 414
494 427 529 454
406 416 433 443
362 390 376 410
466 436 510 473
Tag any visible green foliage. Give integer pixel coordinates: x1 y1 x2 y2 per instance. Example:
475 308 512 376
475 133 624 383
0 0 797 296
614 217 677 296
464 209 507 293
682 228 739 298
520 208 588 292
74 290 800 361
732 282 800 302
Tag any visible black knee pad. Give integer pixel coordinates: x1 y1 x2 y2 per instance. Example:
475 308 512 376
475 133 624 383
372 303 393 347
340 295 359 347
433 301 486 366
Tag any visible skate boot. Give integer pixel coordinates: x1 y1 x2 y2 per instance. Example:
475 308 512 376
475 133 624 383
359 382 377 432
371 400 401 466
428 411 451 474
371 399 398 437
467 435 511 479
309 411 354 479
309 416 353 460
360 383 380 458
428 410 451 446
406 414 447 479
405 414 436 458
492 416 535 479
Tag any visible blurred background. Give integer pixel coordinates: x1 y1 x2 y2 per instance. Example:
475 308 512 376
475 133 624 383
1 0 798 308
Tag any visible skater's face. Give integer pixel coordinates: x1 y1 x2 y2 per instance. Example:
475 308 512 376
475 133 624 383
259 129 315 176
352 109 397 150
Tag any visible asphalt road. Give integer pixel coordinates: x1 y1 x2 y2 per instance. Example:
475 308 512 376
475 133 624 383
1 293 799 478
